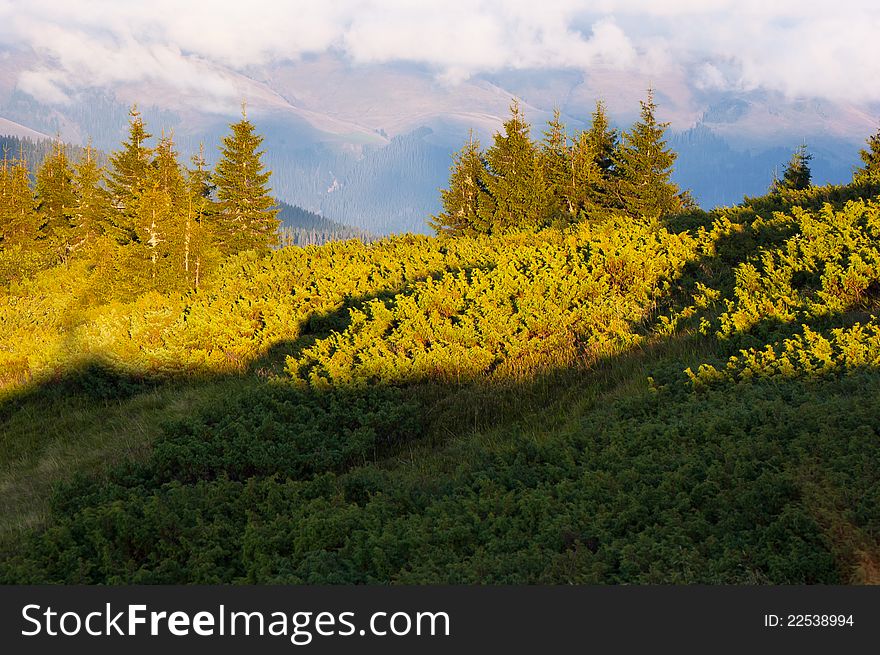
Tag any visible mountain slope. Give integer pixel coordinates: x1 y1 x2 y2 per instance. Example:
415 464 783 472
1 180 879 583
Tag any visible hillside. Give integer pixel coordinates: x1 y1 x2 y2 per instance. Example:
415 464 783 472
276 200 374 246
1 175 879 583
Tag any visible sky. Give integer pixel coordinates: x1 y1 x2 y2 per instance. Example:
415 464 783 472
1 0 879 107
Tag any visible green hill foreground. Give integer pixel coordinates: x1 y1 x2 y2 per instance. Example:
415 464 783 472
0 178 878 584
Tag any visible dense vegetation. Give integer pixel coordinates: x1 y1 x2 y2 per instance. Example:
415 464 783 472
1 99 880 584
1 105 280 291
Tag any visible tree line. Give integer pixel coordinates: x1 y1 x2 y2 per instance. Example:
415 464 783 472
432 91 880 235
430 91 687 235
0 106 279 290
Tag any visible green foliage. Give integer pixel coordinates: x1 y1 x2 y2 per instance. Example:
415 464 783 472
105 105 152 241
774 144 813 192
430 133 488 235
4 109 880 586
570 101 618 219
854 126 880 183
213 111 280 254
69 142 113 255
0 153 39 249
434 93 683 237
539 109 572 223
133 133 190 289
613 90 683 219
476 100 552 233
34 141 77 260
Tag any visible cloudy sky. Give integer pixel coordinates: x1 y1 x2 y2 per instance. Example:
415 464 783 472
1 0 879 107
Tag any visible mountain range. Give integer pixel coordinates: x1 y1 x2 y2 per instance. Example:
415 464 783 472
2 49 878 234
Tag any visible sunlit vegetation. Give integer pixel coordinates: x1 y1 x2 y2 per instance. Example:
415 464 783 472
1 97 879 584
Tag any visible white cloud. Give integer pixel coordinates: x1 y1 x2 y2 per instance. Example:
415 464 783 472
0 0 879 105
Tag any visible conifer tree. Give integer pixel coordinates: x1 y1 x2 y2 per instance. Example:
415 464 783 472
34 140 77 258
0 151 39 248
854 126 880 183
614 90 682 218
584 100 618 178
136 132 187 286
570 100 619 218
213 107 280 254
540 109 572 221
106 105 152 241
69 141 113 255
184 145 218 289
777 144 812 191
430 132 487 235
477 99 551 232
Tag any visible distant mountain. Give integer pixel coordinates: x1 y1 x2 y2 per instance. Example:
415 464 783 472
276 200 375 247
2 51 877 230
0 116 49 141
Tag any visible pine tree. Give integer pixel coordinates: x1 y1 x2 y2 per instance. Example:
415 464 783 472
539 109 572 222
614 90 682 219
34 140 77 259
777 144 812 191
0 150 39 248
183 144 218 289
477 99 551 233
69 141 113 255
106 105 152 241
854 126 880 183
135 132 187 287
570 100 619 218
430 132 487 235
213 107 280 254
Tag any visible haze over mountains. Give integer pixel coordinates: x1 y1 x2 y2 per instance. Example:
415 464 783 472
1 48 877 234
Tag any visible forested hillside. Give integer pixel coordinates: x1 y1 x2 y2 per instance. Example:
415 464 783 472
1 93 879 584
277 201 375 247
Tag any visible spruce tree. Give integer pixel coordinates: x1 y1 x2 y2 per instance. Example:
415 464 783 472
184 145 218 289
70 141 113 255
778 144 812 191
570 100 619 218
614 90 682 219
34 140 77 258
477 99 551 233
854 126 880 183
0 151 39 248
106 105 152 241
135 133 187 287
213 108 280 254
585 100 618 175
539 109 572 221
430 132 487 236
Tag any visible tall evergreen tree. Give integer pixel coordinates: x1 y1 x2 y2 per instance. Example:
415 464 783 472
183 144 218 289
69 141 113 255
539 108 572 222
570 100 619 218
106 105 152 241
34 140 77 258
614 90 682 218
430 133 487 235
585 100 618 176
213 108 280 254
0 151 39 248
136 132 187 286
776 144 812 191
477 99 551 232
854 126 880 183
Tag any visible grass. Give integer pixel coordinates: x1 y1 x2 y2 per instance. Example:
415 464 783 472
0 378 250 539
